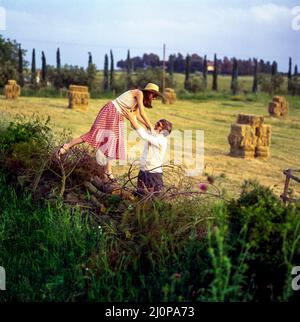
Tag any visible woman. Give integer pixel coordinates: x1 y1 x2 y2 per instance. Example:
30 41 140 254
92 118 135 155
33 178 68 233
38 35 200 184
58 83 163 182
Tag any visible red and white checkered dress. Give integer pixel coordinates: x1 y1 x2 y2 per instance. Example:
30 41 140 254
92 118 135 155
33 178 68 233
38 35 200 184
80 101 126 160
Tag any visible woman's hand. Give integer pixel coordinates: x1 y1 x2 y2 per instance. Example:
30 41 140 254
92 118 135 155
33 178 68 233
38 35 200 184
120 107 134 121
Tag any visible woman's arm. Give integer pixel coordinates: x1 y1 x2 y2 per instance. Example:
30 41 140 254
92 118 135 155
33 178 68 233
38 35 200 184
134 90 154 131
122 109 161 148
135 109 150 129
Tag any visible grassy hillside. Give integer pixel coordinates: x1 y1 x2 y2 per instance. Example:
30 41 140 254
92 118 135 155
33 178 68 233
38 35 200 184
0 94 299 198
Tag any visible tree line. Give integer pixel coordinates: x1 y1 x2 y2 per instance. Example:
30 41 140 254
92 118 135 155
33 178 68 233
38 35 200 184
117 52 288 76
0 35 299 96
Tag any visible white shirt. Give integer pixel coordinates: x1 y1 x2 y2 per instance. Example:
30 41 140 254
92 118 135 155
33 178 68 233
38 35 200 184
136 128 168 173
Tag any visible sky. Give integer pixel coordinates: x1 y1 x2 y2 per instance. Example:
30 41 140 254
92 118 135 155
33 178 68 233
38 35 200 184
0 0 299 72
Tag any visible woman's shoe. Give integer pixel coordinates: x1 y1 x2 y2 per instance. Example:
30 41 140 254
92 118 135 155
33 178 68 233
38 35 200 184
104 172 118 184
57 144 69 158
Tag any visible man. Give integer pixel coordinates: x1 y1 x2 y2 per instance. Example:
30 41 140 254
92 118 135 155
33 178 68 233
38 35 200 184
122 108 172 196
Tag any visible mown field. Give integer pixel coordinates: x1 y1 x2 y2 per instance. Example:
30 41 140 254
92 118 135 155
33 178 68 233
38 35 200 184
0 91 299 198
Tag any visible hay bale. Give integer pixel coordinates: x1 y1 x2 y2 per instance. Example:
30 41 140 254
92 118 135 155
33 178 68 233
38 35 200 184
237 114 264 127
4 80 21 99
228 114 271 159
268 96 288 119
228 124 257 158
162 88 177 104
8 80 16 86
68 85 89 111
256 125 272 147
255 146 270 159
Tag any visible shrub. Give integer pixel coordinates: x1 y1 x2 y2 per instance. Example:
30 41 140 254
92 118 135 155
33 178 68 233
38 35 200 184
227 180 298 301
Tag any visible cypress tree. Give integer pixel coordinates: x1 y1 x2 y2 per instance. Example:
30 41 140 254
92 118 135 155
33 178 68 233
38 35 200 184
271 61 278 76
56 48 63 89
18 44 24 87
88 52 93 66
168 54 174 87
41 51 47 86
110 49 115 91
203 55 208 90
103 54 109 92
231 58 238 95
56 48 61 70
259 59 265 73
252 58 258 93
288 57 292 93
31 48 37 86
126 50 131 75
87 52 97 90
212 53 218 91
270 61 278 94
291 64 298 96
184 54 191 91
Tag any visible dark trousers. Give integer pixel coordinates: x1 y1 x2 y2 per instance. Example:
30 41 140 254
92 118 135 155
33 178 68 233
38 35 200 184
137 170 163 196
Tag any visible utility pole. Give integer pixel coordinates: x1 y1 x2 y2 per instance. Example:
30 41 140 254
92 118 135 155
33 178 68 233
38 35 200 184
162 43 166 94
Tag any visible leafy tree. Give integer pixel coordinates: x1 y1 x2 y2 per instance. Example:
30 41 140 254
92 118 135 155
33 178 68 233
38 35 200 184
212 54 218 91
0 35 27 87
103 54 109 92
48 65 88 89
134 66 173 90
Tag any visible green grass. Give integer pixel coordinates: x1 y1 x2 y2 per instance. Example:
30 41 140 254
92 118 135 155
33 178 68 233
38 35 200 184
1 171 299 302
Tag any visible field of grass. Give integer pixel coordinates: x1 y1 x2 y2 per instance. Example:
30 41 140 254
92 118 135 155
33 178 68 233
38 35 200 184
1 93 299 198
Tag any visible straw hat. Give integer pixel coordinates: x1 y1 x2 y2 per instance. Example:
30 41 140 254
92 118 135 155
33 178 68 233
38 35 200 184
143 83 163 97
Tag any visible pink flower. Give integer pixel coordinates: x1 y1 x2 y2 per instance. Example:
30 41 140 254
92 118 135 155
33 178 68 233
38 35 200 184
199 183 208 192
172 273 181 280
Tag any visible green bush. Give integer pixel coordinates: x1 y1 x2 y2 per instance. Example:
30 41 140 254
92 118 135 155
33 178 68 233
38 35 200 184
226 180 300 301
